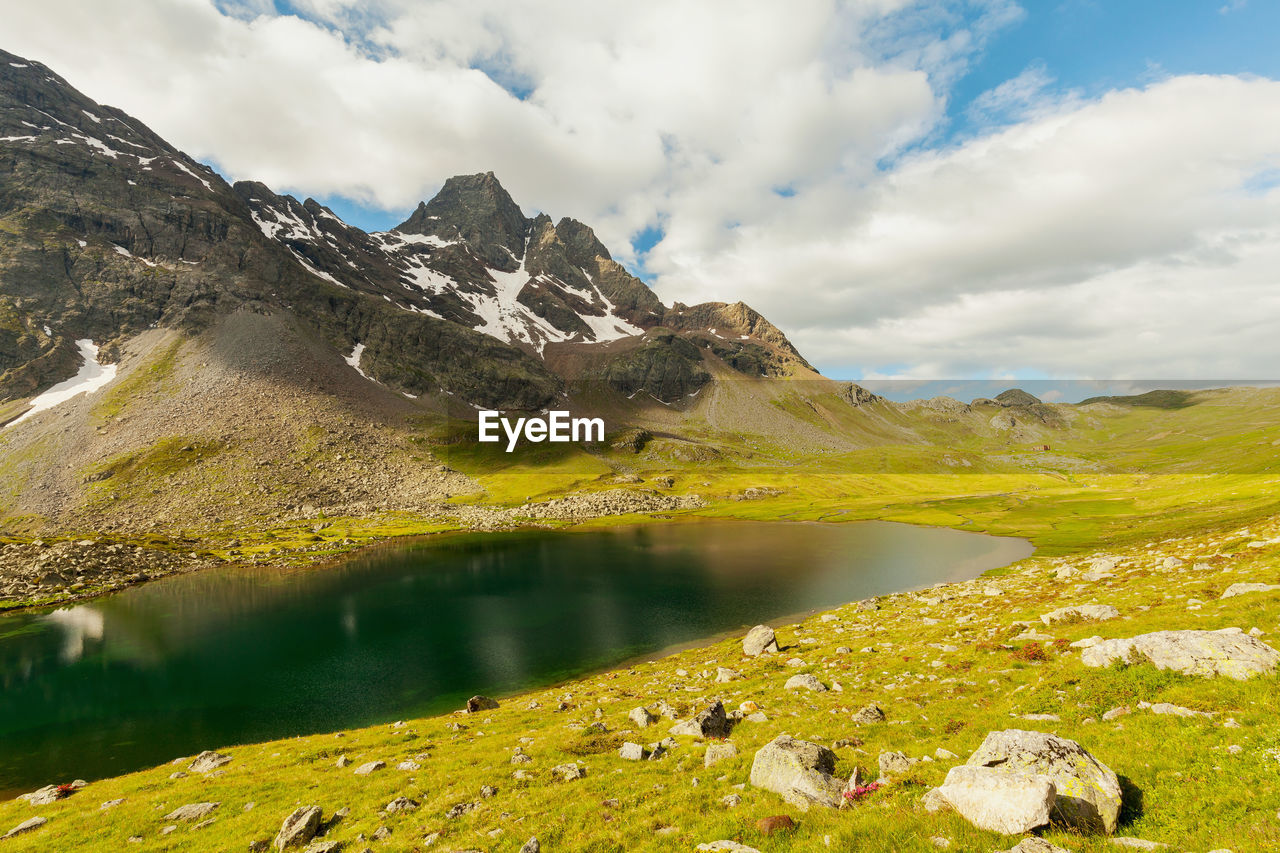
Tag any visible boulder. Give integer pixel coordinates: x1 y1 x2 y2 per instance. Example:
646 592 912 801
784 674 826 692
743 625 779 656
852 703 886 724
384 796 418 812
551 763 586 782
2 817 47 839
966 729 1122 834
1041 604 1120 625
935 765 1055 834
619 742 647 761
164 802 220 822
188 751 232 773
878 751 916 781
466 695 500 713
274 806 322 850
18 786 61 806
628 707 657 728
1081 628 1280 679
749 734 845 810
670 700 730 739
1221 582 1280 599
704 742 738 768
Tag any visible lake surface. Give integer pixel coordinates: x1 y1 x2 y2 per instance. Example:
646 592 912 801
0 520 1031 794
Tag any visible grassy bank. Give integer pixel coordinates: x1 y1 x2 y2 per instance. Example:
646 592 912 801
1 506 1277 851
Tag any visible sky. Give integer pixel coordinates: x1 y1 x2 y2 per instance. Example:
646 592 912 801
3 0 1279 382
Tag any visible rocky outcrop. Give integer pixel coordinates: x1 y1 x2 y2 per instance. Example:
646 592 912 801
749 735 845 810
1081 628 1280 679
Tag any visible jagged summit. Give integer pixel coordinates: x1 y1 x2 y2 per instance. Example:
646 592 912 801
398 172 531 271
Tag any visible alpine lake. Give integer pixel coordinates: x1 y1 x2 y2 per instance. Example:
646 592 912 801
0 520 1031 795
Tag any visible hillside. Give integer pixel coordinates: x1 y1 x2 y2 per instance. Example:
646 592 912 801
1 506 1276 852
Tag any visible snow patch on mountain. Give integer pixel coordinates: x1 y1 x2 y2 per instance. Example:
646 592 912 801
7 340 117 428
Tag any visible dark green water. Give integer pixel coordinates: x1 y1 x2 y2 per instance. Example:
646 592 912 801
0 520 1030 794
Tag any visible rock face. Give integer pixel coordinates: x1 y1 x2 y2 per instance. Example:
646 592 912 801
1040 604 1120 625
1081 628 1280 679
965 729 1122 834
274 807 322 850
670 700 730 739
936 765 1056 834
1221 582 1280 599
748 735 845 810
743 625 779 657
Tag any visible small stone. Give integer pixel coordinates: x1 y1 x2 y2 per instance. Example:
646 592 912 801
188 751 232 773
722 793 742 807
715 667 742 683
852 703 886 724
353 760 385 775
520 838 540 853
551 762 586 782
877 751 915 781
784 673 826 692
480 785 498 798
704 742 739 767
164 802 220 822
628 707 657 728
755 815 796 835
384 796 418 812
619 742 648 760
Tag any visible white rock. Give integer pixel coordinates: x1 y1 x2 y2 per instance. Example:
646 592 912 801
1221 583 1280 599
935 765 1055 834
784 674 826 692
1081 628 1280 679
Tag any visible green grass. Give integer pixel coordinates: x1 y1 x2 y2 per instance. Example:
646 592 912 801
2 515 1277 851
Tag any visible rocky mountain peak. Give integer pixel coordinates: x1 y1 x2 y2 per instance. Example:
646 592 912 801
554 217 612 265
397 171 530 271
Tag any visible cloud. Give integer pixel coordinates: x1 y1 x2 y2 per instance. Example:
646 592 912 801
648 74 1280 378
3 1 1279 380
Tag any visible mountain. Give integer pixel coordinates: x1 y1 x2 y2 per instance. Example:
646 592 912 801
0 48 811 420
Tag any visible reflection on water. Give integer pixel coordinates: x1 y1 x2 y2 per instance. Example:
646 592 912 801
0 520 1030 794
